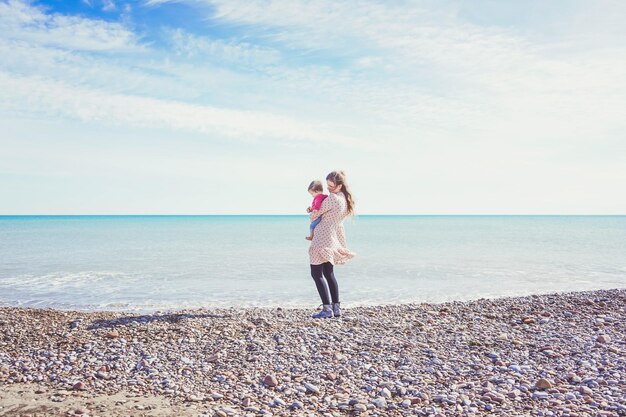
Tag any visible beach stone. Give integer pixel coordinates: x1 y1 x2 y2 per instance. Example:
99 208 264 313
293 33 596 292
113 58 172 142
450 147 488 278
289 401 303 410
596 335 611 343
263 375 278 387
372 398 388 408
484 391 505 403
507 389 520 399
303 382 319 394
270 397 286 407
354 403 367 412
535 378 553 390
106 330 120 339
380 387 392 398
188 394 204 402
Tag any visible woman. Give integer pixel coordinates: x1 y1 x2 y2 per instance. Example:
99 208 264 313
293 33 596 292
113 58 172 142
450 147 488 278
308 170 355 319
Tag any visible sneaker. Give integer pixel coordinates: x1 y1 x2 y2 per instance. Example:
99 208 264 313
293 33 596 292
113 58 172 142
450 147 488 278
312 304 333 319
332 302 341 317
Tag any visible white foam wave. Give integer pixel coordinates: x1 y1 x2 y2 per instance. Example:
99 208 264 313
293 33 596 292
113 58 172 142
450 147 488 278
0 271 139 290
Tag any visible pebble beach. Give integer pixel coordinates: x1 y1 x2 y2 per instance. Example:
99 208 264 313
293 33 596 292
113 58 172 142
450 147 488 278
1 288 625 417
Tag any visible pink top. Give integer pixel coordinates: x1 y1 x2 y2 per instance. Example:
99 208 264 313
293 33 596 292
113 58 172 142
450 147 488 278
311 194 328 211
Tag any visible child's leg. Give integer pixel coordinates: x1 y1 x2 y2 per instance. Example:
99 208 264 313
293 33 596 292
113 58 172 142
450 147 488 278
306 217 322 240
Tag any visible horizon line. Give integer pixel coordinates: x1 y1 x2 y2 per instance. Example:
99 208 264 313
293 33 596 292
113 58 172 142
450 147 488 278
1 213 625 217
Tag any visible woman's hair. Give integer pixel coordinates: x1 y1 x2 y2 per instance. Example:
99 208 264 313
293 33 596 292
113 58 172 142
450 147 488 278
308 180 324 192
326 170 355 216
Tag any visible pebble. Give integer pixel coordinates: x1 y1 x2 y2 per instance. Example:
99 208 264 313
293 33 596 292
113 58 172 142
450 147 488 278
354 403 367 412
263 375 278 387
535 378 553 390
508 364 522 373
303 382 319 394
270 397 285 407
372 398 388 408
0 288 624 416
289 401 303 410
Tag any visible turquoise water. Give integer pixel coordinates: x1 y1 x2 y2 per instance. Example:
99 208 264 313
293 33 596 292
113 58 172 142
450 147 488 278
0 215 624 312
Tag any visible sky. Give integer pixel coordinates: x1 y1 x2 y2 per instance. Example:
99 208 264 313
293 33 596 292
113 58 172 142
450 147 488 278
1 0 625 215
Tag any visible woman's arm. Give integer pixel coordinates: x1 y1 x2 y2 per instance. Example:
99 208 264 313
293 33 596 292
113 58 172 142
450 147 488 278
310 195 333 221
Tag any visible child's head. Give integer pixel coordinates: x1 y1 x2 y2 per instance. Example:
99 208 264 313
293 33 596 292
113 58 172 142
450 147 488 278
308 180 324 196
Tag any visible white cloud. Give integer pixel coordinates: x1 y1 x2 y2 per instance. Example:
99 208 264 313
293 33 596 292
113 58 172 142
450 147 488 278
166 28 281 66
0 0 142 51
0 71 362 147
102 0 116 12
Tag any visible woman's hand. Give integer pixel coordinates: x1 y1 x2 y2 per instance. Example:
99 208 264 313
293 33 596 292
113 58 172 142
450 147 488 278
306 207 312 213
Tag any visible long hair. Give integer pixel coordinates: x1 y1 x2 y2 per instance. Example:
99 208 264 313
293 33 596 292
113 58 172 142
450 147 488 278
326 170 355 216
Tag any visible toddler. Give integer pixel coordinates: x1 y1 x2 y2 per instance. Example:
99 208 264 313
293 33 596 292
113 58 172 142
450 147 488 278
306 180 327 241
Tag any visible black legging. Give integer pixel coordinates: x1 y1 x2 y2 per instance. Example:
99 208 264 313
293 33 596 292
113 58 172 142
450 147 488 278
310 262 339 305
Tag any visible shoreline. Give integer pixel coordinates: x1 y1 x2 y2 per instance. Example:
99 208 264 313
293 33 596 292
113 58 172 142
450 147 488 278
3 286 626 315
1 288 625 416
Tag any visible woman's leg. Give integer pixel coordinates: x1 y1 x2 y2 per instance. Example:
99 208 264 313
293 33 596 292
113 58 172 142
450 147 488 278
322 262 339 304
310 264 331 305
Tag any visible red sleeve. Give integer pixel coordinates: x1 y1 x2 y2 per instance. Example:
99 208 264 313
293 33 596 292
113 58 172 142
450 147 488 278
312 194 324 210
310 195 332 221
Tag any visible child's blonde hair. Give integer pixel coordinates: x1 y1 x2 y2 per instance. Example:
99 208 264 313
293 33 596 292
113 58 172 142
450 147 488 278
308 180 324 192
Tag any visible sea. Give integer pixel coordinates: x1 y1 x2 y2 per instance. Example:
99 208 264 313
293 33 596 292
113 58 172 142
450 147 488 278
0 215 624 312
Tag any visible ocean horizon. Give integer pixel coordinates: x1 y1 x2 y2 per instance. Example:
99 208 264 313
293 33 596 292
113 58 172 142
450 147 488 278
1 215 625 313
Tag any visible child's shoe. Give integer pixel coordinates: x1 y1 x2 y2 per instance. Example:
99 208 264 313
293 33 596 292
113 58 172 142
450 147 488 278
312 304 333 319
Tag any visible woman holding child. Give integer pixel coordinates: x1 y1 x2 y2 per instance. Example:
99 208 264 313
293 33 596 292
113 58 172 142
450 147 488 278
307 170 355 319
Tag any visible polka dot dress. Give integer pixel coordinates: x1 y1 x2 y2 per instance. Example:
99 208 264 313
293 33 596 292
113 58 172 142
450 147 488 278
309 191 355 265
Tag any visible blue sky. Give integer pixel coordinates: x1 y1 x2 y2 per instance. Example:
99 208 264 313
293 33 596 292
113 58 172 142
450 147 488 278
1 0 625 214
